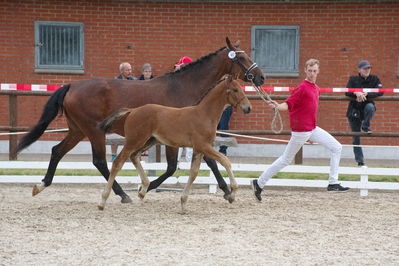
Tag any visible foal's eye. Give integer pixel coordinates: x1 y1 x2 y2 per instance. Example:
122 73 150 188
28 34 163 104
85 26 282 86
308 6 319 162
233 89 239 92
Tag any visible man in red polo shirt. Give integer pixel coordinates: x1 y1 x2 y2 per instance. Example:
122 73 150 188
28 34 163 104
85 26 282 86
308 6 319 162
251 59 350 201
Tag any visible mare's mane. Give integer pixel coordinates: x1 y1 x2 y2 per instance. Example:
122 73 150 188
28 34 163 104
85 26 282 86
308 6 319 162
165 47 226 76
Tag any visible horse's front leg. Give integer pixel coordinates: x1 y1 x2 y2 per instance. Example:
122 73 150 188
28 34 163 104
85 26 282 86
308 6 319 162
90 135 132 204
32 130 85 196
147 145 178 191
203 156 231 201
98 147 131 210
180 151 203 214
200 146 237 203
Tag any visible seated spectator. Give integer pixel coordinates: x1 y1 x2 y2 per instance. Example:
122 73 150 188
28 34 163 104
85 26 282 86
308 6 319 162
114 62 137 80
139 63 154 80
111 62 137 161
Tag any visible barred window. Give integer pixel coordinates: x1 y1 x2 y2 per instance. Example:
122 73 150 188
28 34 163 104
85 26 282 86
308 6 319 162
35 21 84 74
251 26 300 77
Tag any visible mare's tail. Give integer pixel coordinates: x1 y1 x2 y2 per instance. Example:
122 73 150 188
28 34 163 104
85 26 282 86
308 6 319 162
98 108 131 133
17 84 71 153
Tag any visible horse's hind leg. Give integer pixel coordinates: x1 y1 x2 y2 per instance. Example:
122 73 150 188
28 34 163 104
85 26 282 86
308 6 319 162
130 152 149 200
32 130 85 196
98 146 132 210
203 156 231 201
130 137 157 197
198 145 237 204
180 151 203 214
147 145 179 192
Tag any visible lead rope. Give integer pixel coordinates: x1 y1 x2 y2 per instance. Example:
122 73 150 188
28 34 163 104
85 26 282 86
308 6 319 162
251 80 283 134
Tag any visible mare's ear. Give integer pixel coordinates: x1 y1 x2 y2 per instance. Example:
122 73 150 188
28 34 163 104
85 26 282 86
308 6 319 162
226 37 234 50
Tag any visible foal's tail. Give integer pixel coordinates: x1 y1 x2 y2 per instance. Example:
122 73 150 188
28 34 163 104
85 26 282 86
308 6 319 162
98 108 131 133
17 84 71 153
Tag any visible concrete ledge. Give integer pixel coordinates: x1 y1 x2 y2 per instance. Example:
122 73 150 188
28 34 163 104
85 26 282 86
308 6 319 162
105 136 237 147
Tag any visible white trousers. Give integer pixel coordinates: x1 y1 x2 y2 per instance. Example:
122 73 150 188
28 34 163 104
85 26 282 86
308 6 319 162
258 126 342 187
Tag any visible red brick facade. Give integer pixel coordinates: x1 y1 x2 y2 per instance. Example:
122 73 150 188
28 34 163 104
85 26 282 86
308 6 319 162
1 0 398 146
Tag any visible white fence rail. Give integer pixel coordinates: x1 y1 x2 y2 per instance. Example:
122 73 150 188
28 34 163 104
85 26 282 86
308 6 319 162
1 161 399 196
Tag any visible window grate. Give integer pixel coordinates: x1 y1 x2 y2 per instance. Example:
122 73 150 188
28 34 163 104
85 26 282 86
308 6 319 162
252 26 300 76
35 21 84 71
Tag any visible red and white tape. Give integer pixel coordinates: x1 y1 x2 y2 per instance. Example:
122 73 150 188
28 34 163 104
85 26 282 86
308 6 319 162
1 84 398 93
1 84 60 91
244 86 399 93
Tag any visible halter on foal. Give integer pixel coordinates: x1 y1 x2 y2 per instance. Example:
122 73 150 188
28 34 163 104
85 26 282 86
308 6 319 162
98 76 252 213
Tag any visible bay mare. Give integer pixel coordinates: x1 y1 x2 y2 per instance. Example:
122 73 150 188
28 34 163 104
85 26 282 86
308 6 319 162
17 38 264 203
98 77 252 212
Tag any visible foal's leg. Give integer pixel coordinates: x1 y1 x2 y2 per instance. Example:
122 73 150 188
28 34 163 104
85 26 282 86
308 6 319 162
147 146 179 191
98 146 133 210
199 145 237 203
129 152 150 200
88 132 132 203
180 151 203 214
32 129 85 196
203 156 231 200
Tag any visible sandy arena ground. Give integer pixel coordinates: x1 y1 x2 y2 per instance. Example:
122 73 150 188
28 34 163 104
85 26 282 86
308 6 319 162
1 183 398 265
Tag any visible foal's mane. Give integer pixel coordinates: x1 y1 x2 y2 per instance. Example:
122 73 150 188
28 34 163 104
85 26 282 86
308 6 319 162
166 47 226 76
193 77 227 106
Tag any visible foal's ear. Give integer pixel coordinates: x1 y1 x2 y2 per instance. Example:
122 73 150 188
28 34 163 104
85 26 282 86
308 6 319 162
226 37 234 50
226 75 233 83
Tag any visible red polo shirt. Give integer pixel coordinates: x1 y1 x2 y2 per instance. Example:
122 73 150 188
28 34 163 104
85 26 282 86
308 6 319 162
285 80 319 132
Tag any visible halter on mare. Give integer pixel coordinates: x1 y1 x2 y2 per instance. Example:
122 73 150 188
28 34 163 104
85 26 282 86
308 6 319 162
226 46 283 133
226 47 259 82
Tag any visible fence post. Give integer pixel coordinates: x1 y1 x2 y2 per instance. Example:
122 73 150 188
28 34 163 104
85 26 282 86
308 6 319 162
9 95 18 160
360 165 368 196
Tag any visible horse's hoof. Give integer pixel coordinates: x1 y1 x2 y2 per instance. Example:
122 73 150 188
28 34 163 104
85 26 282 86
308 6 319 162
225 194 235 204
32 185 40 196
97 205 105 211
137 185 147 200
138 192 145 200
120 195 133 204
178 210 188 215
223 192 232 202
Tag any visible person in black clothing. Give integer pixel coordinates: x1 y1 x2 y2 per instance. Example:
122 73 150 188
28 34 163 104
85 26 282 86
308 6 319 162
345 60 383 166
217 105 233 155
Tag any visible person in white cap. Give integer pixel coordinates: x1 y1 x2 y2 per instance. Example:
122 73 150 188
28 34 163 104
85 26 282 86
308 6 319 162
345 60 383 166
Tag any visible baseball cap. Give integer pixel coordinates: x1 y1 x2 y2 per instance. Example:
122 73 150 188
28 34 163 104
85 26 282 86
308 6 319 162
358 60 371 69
175 56 193 67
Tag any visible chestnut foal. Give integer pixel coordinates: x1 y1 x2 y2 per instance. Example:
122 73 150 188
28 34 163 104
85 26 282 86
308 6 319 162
97 76 251 213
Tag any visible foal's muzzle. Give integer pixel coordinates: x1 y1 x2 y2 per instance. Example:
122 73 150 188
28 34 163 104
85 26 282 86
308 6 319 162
241 104 251 114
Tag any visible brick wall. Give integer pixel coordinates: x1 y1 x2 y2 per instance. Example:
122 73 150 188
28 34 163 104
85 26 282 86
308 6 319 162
1 0 399 147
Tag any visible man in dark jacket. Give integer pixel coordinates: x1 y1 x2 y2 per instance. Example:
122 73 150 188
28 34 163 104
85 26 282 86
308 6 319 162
345 60 383 166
